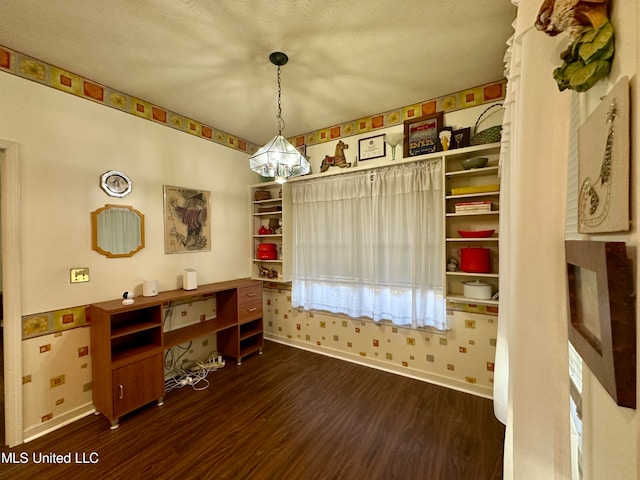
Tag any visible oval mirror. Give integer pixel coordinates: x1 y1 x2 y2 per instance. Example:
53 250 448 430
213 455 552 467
91 205 145 258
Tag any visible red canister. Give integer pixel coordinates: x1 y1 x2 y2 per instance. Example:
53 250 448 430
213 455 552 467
458 247 491 273
257 243 278 260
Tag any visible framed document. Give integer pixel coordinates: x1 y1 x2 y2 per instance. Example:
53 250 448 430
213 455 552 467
358 134 386 161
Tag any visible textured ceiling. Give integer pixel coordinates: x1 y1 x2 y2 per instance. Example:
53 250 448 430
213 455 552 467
0 0 516 145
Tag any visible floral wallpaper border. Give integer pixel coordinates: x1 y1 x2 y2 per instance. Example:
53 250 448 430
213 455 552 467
0 44 505 154
0 44 258 154
293 80 506 148
22 306 89 339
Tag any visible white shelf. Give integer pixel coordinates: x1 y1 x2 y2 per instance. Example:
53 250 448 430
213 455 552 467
446 237 498 242
252 211 282 217
446 211 499 217
446 191 500 200
447 295 499 306
253 234 283 238
445 166 499 178
251 276 289 284
446 271 499 278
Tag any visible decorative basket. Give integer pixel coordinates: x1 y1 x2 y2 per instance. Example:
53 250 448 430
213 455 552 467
470 104 504 145
254 190 272 201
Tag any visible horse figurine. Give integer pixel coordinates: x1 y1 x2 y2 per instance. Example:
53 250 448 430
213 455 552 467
320 140 351 172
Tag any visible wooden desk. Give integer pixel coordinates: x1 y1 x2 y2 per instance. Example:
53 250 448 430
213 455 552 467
89 278 263 429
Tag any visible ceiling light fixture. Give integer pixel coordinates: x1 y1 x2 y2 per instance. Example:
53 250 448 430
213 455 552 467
249 52 310 184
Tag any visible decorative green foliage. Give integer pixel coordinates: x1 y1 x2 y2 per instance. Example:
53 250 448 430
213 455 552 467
553 20 615 92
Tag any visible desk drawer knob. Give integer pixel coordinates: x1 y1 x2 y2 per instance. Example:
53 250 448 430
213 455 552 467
247 307 257 312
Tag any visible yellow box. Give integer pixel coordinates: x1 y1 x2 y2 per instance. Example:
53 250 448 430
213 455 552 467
450 184 500 195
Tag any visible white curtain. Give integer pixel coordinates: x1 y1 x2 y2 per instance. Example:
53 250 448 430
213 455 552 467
291 160 446 330
494 1 572 478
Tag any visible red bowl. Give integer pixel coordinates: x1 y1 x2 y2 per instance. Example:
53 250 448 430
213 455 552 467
458 229 495 238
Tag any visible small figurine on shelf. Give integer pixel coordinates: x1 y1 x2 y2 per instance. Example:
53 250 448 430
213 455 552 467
268 218 280 232
447 257 459 272
258 265 279 279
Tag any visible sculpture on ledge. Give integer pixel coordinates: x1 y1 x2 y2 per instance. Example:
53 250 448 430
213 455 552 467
320 140 351 172
535 0 614 92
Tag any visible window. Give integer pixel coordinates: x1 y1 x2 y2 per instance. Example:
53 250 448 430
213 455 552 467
290 160 446 330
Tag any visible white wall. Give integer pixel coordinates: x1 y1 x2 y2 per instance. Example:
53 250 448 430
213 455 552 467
0 71 256 314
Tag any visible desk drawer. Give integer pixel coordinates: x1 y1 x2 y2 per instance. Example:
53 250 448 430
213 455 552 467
238 298 262 323
238 284 262 304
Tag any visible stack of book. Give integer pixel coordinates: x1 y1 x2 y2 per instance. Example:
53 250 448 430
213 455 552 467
454 201 492 213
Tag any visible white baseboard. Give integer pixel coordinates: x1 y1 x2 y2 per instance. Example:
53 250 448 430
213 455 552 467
23 403 95 443
265 333 493 399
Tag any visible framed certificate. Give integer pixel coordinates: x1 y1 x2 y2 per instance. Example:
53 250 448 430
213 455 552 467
358 134 386 161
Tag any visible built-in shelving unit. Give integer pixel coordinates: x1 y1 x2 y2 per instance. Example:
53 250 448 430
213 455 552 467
247 143 501 307
249 183 291 282
444 143 501 306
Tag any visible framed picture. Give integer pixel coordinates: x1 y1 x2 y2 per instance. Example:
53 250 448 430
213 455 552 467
451 127 471 149
403 112 444 157
565 240 635 408
577 76 629 233
358 134 386 161
164 185 211 253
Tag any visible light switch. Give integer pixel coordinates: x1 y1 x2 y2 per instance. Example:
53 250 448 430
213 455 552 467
70 268 90 283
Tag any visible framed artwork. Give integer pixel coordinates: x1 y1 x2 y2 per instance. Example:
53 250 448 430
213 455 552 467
403 112 444 157
451 127 471 149
578 76 630 233
565 240 635 408
164 185 211 253
358 134 386 161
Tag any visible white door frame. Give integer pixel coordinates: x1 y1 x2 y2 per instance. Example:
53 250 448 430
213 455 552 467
1 139 23 446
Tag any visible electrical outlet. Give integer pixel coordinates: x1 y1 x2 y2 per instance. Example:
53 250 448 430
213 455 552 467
70 268 90 283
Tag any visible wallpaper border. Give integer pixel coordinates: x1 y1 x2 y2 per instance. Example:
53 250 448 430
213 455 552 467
0 44 505 154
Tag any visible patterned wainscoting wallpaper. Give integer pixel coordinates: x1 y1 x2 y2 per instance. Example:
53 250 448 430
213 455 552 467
0 44 505 154
22 327 93 440
263 285 498 397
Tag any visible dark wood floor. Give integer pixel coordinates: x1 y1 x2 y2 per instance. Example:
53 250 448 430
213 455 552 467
0 341 504 480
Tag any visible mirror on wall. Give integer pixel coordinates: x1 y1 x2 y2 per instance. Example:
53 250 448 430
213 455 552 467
91 204 145 258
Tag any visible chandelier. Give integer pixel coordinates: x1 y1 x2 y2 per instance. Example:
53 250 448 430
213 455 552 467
249 52 310 184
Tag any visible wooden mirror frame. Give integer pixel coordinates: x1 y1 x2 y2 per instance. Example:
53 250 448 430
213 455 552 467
91 204 145 258
565 240 636 408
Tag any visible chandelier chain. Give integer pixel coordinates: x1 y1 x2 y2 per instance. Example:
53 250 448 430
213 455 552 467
276 65 285 134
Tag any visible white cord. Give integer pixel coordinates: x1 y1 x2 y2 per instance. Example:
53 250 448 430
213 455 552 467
164 352 225 392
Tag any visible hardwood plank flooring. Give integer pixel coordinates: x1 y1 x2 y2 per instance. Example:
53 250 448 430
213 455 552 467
0 341 504 480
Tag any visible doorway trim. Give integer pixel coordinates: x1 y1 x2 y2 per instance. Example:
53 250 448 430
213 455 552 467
1 139 23 446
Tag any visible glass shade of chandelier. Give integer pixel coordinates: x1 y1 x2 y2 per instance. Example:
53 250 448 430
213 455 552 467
249 52 310 184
